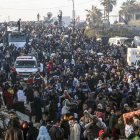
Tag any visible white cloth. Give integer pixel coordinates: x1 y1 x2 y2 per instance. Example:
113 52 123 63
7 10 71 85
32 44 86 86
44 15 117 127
96 118 107 130
125 124 134 138
61 100 70 115
39 63 44 72
71 59 75 66
17 90 26 103
73 78 80 87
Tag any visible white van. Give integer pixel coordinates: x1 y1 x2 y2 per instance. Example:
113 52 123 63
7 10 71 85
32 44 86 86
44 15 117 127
109 36 129 46
14 56 38 80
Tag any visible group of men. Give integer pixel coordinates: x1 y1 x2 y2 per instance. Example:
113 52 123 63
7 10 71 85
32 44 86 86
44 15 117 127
0 20 139 140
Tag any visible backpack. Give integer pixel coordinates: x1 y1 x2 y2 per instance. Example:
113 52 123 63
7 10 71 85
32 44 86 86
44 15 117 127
55 127 64 140
61 100 69 115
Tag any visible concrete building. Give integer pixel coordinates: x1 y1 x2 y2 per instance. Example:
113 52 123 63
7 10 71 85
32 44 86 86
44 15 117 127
128 5 140 26
128 13 140 26
127 47 140 66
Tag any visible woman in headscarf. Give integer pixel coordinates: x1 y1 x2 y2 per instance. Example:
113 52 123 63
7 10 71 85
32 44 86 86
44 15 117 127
36 126 51 140
20 121 29 140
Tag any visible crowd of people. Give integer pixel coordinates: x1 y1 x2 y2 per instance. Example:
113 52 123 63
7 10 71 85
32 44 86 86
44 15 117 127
0 20 140 140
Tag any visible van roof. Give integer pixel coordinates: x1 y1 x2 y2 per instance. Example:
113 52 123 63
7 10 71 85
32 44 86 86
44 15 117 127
16 56 36 60
110 36 129 39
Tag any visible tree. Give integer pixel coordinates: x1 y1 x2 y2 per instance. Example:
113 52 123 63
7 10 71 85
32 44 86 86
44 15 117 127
100 0 117 23
85 6 103 38
85 5 102 29
119 0 139 22
101 0 117 12
44 12 53 23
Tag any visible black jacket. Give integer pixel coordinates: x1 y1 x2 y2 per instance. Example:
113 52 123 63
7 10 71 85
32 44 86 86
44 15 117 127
5 127 24 140
26 127 39 140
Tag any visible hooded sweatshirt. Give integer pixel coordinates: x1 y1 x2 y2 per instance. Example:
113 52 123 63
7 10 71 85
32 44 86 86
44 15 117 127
36 126 51 140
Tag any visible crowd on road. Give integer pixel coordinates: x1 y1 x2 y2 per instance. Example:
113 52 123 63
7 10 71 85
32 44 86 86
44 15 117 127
0 21 140 140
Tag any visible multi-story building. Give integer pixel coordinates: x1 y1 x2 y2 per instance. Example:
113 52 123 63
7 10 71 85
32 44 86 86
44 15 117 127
128 5 140 26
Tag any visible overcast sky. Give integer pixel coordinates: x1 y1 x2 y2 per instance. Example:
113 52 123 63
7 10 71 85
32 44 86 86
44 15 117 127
0 0 133 22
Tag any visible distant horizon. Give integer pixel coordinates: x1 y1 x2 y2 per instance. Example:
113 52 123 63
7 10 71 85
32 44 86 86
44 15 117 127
0 0 138 23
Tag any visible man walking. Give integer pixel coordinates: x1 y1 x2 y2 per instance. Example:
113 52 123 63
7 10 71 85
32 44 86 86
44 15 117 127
17 19 21 32
5 118 24 140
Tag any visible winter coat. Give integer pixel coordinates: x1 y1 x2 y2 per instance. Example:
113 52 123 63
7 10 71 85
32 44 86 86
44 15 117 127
26 127 38 140
34 96 42 122
3 90 13 109
10 72 17 85
61 105 70 115
109 114 117 130
36 126 51 140
21 127 29 140
4 127 24 140
61 120 70 139
84 123 100 140
49 125 64 140
69 122 81 140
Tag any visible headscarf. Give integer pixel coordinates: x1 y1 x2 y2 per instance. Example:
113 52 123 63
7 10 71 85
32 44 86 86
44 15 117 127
37 126 51 140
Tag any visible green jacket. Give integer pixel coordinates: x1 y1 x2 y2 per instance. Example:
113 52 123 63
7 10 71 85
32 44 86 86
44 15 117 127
131 136 140 140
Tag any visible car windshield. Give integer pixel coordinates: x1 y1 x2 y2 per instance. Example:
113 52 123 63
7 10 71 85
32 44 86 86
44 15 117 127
15 60 37 68
124 39 133 45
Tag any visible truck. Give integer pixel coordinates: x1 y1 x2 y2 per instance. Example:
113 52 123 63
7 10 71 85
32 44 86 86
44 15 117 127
8 32 26 48
3 26 26 48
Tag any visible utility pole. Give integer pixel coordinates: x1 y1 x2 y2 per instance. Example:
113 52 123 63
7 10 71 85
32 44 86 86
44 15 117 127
103 0 110 34
72 0 75 31
104 0 109 24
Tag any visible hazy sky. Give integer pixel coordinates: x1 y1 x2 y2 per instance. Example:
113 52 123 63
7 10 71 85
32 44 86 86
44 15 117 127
0 0 131 22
